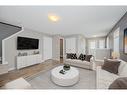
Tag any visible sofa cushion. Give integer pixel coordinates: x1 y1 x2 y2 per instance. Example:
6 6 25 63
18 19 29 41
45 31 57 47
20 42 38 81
118 60 127 77
85 55 92 62
119 64 127 77
78 54 86 61
102 59 121 74
69 59 81 63
83 60 92 66
118 60 126 74
65 59 91 66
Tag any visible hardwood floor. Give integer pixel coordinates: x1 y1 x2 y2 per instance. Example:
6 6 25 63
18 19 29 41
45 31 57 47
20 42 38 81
0 59 62 87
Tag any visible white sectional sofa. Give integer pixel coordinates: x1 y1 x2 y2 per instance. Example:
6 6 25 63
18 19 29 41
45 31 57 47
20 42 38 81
96 59 127 89
65 56 96 70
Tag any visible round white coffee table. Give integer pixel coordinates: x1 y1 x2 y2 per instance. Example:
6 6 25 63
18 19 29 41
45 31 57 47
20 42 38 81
51 65 79 86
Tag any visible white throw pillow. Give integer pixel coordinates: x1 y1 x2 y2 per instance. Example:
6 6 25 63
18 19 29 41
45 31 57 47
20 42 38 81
118 60 127 77
118 60 126 74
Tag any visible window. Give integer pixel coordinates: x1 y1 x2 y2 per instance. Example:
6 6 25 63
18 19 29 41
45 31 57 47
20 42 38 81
88 40 96 55
89 40 96 49
99 40 105 49
89 39 105 49
106 37 109 48
113 29 119 52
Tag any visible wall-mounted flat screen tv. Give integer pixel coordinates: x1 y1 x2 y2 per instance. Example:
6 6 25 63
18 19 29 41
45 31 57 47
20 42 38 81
17 36 39 50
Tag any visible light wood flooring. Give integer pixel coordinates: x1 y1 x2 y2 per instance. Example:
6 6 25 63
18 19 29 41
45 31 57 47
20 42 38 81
0 59 63 87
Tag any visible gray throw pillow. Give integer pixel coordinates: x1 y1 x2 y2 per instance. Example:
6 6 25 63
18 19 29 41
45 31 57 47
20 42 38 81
66 53 72 59
85 55 92 62
102 59 121 74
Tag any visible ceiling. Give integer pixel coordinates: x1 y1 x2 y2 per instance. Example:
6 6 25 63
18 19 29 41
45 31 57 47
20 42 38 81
0 6 127 38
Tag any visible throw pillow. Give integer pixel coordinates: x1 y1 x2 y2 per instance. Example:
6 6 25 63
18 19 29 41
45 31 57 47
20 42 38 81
118 64 127 77
102 59 121 74
78 54 86 61
85 55 92 62
66 53 72 59
118 60 127 77
71 53 77 59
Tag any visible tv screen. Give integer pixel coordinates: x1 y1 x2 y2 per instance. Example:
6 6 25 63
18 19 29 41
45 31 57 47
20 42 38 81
17 37 39 50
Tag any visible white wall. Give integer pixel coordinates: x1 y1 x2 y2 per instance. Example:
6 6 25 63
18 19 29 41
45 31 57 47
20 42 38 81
43 36 52 60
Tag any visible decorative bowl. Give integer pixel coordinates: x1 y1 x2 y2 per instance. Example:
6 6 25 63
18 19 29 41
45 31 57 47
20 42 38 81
63 64 70 71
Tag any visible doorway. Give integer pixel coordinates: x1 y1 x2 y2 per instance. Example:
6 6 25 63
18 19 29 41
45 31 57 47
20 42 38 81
60 39 63 63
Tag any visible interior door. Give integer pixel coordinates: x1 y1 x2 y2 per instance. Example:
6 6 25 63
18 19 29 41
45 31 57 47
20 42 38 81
43 36 52 61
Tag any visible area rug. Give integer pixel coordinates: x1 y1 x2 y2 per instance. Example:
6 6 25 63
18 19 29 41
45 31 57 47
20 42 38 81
26 66 96 89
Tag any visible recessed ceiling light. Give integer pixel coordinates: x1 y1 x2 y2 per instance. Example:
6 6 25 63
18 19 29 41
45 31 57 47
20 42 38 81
48 13 60 22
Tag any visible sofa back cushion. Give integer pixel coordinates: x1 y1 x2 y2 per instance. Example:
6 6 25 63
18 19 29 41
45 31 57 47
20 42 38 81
78 54 86 61
102 59 121 74
85 55 92 62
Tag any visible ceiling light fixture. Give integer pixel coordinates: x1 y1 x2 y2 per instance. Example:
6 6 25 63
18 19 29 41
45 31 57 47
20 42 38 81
93 35 97 37
48 13 60 22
